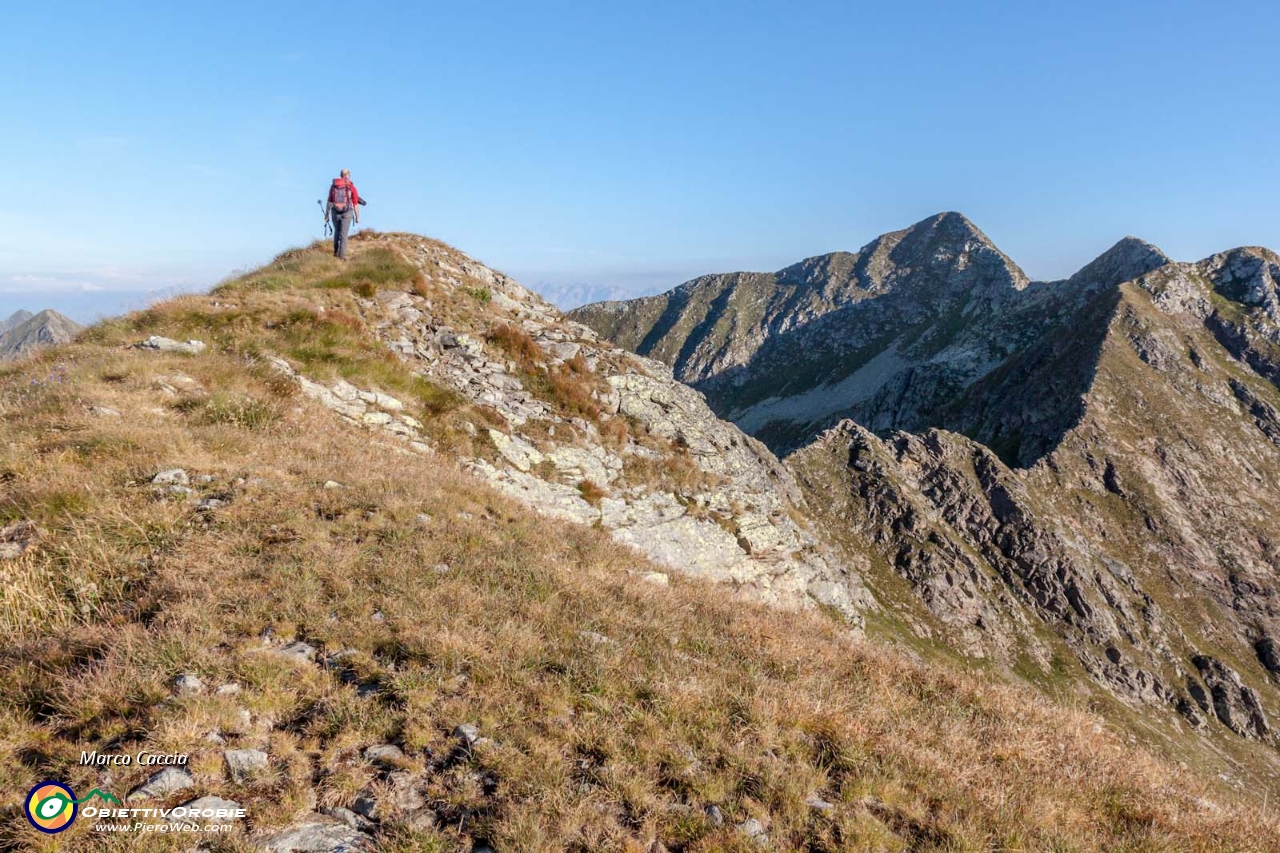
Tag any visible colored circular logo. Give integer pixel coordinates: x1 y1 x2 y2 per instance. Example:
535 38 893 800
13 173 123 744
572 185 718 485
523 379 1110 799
24 781 77 834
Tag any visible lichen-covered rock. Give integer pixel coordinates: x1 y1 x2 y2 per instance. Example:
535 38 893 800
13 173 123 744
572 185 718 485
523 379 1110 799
129 767 194 800
224 748 269 782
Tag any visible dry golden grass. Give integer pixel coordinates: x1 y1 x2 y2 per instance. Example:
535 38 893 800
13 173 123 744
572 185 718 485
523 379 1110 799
411 272 432 300
540 365 603 421
486 324 544 368
618 434 726 498
0 240 1277 851
599 415 630 452
484 324 607 422
577 480 606 506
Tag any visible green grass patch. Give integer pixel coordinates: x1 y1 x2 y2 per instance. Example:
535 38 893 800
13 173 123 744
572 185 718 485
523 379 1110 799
413 377 464 416
311 248 417 294
214 245 415 299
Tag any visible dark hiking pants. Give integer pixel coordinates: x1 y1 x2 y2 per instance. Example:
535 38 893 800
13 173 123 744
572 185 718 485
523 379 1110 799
332 208 353 259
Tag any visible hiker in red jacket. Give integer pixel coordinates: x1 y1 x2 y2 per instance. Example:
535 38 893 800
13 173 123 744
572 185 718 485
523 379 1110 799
325 170 360 260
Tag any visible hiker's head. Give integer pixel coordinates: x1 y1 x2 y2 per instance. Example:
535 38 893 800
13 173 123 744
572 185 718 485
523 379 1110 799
341 169 351 179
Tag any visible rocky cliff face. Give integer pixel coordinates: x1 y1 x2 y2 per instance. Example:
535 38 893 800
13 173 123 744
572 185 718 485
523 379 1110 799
1200 247 1280 385
573 216 1280 759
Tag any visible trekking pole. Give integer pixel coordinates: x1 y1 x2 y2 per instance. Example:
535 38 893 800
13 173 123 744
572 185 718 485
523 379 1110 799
317 200 332 237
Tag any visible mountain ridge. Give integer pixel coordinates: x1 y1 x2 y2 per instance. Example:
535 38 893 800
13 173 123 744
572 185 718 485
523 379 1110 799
571 212 1033 403
0 308 83 361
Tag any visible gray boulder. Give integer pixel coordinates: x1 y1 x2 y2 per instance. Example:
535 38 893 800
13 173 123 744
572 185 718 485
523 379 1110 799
277 641 317 663
152 468 189 486
253 813 370 852
224 748 269 782
135 336 207 355
129 767 194 800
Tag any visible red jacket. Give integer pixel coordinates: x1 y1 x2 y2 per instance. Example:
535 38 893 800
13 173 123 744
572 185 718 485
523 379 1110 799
328 177 360 210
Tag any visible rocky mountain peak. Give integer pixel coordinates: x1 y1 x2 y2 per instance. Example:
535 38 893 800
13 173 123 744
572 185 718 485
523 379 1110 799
1 309 34 334
0 308 82 361
921 210 992 243
854 211 1030 295
1202 246 1280 319
1069 236 1172 288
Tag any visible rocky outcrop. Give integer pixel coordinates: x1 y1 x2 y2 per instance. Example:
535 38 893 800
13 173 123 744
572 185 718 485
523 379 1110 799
0 520 39 560
1190 655 1272 741
264 357 433 455
1230 378 1280 446
1204 247 1280 321
285 236 875 621
133 335 208 355
254 813 371 852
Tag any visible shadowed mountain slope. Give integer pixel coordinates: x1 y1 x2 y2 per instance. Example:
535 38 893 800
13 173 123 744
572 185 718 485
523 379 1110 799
791 271 1280 728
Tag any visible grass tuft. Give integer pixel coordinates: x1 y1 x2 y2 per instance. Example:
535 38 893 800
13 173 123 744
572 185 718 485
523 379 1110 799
486 324 543 367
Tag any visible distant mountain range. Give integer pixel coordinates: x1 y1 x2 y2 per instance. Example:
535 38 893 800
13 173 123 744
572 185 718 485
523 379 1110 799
570 213 1279 457
0 308 82 361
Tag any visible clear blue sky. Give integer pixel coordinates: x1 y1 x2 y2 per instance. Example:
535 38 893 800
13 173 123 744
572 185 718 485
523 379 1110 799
2 1 1277 322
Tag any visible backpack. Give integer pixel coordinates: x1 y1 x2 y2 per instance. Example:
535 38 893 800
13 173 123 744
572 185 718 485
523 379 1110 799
329 180 351 211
